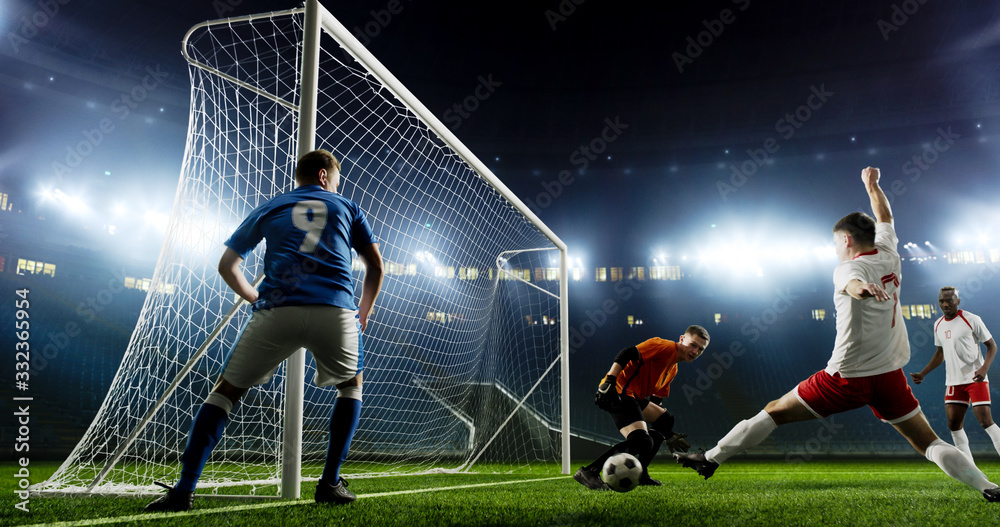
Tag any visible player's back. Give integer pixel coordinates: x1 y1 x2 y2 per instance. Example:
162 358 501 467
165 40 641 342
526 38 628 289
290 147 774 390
826 222 908 377
227 185 375 311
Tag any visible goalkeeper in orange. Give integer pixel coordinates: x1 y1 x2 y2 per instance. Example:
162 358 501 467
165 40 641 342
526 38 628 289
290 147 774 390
573 325 710 490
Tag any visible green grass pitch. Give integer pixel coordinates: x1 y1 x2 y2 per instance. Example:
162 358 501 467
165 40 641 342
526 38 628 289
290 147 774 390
3 459 1000 526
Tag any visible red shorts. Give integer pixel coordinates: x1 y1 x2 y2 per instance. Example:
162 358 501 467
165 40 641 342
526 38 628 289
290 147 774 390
945 382 991 406
795 369 921 424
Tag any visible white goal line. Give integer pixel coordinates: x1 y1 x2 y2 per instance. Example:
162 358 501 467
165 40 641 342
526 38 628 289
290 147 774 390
25 475 570 527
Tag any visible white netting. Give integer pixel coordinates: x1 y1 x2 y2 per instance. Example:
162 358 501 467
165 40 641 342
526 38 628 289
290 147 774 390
36 7 563 497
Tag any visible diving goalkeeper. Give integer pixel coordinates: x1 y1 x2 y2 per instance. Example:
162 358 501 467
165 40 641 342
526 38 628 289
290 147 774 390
573 325 710 490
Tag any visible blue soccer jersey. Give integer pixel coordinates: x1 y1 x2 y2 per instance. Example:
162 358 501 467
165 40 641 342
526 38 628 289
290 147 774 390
224 185 377 311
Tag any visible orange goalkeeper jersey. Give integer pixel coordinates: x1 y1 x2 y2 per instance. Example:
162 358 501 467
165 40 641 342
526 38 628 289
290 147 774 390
615 337 679 399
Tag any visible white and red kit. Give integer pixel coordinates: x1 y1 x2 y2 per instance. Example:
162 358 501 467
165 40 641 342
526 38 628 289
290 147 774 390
934 310 993 386
796 222 919 423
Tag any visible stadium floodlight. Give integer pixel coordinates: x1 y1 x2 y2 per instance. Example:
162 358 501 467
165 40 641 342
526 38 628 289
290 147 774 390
143 211 169 231
37 0 568 501
814 245 836 260
51 189 88 215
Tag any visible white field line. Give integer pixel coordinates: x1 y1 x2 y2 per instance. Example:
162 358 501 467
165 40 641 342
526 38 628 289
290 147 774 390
23 475 571 527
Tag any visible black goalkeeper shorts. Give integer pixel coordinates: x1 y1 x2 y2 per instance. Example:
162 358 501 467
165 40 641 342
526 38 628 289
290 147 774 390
609 396 651 430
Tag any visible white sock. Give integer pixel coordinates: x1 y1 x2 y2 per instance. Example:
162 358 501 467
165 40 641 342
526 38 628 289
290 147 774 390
925 439 995 492
985 424 1000 456
706 410 777 464
951 428 973 461
204 391 234 414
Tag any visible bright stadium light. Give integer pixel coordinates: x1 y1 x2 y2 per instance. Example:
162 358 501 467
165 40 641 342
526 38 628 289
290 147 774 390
53 189 88 215
144 211 169 231
415 250 438 266
813 244 836 260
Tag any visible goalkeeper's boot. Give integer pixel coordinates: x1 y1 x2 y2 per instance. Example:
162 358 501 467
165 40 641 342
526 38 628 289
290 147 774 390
674 452 719 480
638 469 662 486
984 487 1000 502
573 466 609 490
316 477 356 504
145 481 194 512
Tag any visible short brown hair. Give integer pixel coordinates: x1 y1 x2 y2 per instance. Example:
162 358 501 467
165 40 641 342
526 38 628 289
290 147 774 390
832 211 875 246
685 325 710 343
295 149 341 185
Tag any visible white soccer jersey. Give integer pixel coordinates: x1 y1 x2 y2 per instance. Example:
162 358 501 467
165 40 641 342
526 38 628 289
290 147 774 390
826 222 909 378
934 310 993 386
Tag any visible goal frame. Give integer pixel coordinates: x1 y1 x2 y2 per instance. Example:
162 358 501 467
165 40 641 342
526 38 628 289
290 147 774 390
177 0 571 499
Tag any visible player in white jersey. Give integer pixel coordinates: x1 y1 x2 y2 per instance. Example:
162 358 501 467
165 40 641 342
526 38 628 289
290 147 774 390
675 167 1000 502
911 287 1000 459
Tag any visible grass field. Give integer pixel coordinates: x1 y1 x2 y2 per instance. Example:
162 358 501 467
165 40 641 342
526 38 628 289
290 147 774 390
4 459 1000 526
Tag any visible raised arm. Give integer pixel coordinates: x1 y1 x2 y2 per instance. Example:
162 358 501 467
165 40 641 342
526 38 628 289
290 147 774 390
862 166 892 225
218 247 259 304
355 242 384 332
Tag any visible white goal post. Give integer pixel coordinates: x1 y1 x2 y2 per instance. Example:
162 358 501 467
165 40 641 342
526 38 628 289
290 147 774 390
36 0 568 499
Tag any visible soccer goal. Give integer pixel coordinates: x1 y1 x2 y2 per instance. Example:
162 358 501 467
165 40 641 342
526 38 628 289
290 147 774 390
36 0 568 499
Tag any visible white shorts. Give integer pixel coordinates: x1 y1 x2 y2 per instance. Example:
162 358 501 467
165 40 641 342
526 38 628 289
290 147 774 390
222 305 363 388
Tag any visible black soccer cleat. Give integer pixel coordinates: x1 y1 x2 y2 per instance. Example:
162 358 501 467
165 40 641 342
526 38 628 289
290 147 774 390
144 481 194 512
638 473 663 486
674 452 719 480
573 466 609 490
984 487 1000 502
315 477 356 504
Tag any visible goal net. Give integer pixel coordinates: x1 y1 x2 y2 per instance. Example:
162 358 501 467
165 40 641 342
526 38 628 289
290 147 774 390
36 1 567 498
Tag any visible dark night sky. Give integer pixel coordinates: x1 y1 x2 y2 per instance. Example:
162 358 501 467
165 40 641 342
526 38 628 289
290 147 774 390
3 0 1000 266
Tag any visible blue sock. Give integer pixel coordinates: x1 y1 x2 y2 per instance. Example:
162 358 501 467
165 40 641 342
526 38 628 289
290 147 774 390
175 403 229 492
321 397 361 483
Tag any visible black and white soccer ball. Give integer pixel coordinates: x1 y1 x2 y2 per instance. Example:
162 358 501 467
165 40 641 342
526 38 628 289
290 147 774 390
601 453 642 492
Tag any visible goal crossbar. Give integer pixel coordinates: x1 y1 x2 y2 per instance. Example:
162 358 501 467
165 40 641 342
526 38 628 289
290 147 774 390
178 0 571 482
37 0 571 498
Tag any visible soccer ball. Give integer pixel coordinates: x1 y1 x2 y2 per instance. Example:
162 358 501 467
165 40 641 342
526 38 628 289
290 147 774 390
601 453 642 492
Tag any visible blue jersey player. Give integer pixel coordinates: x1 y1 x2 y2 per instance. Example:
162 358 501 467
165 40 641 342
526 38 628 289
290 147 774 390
147 149 384 511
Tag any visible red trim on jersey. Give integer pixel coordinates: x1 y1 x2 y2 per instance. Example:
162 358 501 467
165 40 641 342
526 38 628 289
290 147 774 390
934 316 944 333
853 249 879 260
957 311 974 330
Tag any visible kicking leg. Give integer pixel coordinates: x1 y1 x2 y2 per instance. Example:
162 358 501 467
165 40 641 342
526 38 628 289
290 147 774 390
893 410 997 497
676 388 812 479
710 388 813 463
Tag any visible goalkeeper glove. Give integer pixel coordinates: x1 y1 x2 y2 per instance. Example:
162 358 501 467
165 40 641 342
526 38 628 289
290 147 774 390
594 374 621 412
664 432 690 453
